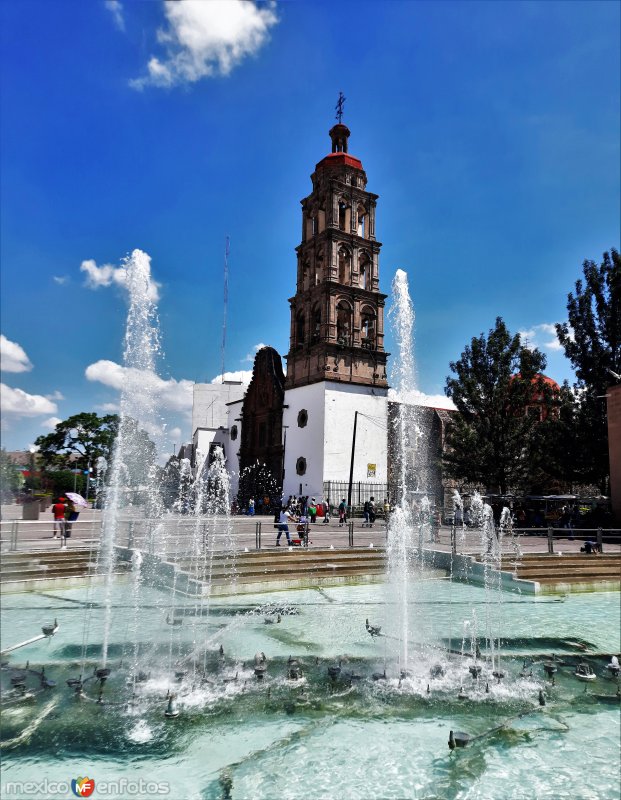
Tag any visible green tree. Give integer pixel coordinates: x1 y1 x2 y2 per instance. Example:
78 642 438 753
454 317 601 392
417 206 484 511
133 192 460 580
34 412 119 470
42 470 87 499
555 248 621 492
0 449 22 501
528 382 583 493
444 317 551 494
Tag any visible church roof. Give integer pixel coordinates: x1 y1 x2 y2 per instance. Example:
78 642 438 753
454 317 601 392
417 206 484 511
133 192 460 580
315 152 363 171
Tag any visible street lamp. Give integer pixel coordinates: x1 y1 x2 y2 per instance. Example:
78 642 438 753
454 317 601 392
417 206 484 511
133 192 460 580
281 425 289 492
84 461 92 503
28 446 37 487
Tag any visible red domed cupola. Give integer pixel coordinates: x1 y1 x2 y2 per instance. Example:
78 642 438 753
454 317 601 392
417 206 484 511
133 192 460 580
315 123 364 171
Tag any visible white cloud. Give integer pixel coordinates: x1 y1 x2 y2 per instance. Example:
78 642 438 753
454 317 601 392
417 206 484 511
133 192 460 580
53 275 69 285
0 335 33 373
105 0 125 31
46 390 64 401
169 426 182 442
41 416 62 430
96 402 121 413
85 359 194 412
519 323 566 352
242 342 268 363
80 252 161 303
131 0 279 89
388 388 457 411
210 370 252 384
1 383 58 418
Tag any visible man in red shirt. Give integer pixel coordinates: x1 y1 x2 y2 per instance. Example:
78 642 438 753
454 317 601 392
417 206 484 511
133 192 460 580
52 497 66 539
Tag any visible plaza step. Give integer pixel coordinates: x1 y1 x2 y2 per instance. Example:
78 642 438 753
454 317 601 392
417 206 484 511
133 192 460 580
493 553 621 590
167 547 388 593
0 548 128 593
176 548 386 573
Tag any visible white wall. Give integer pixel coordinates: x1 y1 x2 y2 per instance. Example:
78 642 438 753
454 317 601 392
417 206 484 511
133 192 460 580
282 381 388 501
193 428 218 460
283 382 326 499
192 381 246 437
225 399 243 498
324 382 388 483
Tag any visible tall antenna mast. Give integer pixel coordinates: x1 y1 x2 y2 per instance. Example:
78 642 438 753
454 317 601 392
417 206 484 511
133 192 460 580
221 236 230 384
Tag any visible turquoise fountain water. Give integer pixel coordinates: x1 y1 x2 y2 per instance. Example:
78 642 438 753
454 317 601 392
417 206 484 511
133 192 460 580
1 257 619 799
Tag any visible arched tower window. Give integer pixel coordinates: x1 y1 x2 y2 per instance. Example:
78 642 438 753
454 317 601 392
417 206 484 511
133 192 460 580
359 252 371 290
338 200 350 232
361 306 376 349
311 305 321 343
296 311 305 349
315 250 324 285
336 300 352 345
357 203 367 237
338 246 351 285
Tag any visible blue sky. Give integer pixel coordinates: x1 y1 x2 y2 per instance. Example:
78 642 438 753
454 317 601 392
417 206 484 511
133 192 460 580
1 0 619 453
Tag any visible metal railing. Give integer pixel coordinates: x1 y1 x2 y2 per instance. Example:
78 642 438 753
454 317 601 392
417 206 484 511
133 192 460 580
3 513 617 558
448 525 621 556
0 519 101 553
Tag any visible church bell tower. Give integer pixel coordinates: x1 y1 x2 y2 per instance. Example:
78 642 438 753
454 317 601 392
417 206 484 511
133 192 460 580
281 110 390 500
285 122 389 390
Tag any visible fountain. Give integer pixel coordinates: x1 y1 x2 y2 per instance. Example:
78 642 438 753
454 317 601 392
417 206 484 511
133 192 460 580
1 257 619 799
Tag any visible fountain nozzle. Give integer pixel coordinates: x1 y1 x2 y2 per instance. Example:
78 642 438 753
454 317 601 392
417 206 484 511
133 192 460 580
165 693 179 718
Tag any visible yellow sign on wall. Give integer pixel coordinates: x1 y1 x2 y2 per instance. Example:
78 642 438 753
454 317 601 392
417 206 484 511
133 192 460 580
367 463 376 478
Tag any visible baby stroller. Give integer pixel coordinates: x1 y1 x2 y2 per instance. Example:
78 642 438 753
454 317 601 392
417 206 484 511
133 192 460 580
292 516 309 547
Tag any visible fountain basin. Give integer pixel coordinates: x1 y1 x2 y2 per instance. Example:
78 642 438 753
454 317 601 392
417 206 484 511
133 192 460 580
1 580 619 799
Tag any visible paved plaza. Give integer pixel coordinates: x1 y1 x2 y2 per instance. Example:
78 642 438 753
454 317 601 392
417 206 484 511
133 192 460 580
1 504 618 557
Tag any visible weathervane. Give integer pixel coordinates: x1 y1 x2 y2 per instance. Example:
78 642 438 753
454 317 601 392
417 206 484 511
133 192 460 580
335 91 346 123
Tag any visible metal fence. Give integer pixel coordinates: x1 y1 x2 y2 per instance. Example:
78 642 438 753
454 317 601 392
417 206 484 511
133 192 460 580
2 514 619 558
322 481 390 509
0 514 390 555
449 525 621 556
0 518 101 553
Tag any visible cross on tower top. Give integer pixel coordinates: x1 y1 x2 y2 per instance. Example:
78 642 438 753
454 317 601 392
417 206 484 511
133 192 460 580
335 91 346 123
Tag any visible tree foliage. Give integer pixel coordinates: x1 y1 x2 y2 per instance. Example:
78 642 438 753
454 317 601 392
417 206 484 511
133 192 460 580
43 470 88 499
555 249 621 391
555 248 620 491
34 412 119 470
528 382 584 493
0 449 22 501
444 317 551 494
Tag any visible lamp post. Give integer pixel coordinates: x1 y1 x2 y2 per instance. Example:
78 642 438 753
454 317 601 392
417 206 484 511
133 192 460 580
281 425 289 493
347 411 359 512
28 446 37 490
84 461 92 504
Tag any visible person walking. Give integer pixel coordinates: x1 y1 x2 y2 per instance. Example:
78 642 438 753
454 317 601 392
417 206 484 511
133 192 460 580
338 499 347 527
308 498 318 524
276 506 294 546
368 496 376 527
63 499 79 549
322 499 330 524
248 497 255 516
362 496 376 527
51 497 66 539
454 505 463 528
